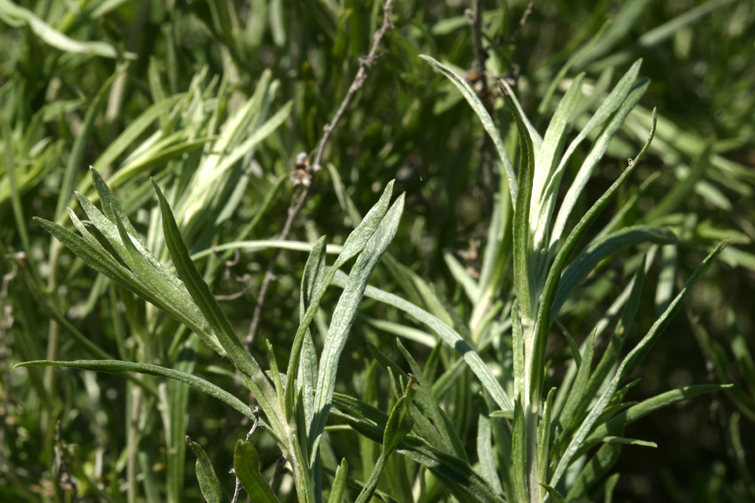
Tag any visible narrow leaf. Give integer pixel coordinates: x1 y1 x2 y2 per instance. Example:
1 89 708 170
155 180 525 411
330 458 349 503
310 195 405 450
15 360 255 421
421 54 517 201
550 242 728 487
331 272 513 412
153 181 280 427
502 84 536 320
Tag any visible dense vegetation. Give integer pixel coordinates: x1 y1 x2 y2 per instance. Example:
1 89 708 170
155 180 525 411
1 0 753 502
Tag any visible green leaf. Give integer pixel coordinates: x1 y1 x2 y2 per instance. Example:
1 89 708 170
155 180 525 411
525 101 654 402
540 483 566 503
477 399 505 497
396 340 467 460
285 181 396 422
0 0 135 59
329 458 349 503
499 78 544 149
322 464 399 503
531 73 586 256
383 377 418 452
537 388 556 500
565 442 622 500
549 60 646 249
502 83 536 321
553 225 677 315
186 436 228 503
234 440 281 503
153 181 281 430
511 398 528 503
35 216 161 308
584 384 733 449
420 55 517 201
331 271 513 412
555 328 597 432
310 194 405 451
331 405 503 503
355 378 418 503
295 236 327 434
444 250 480 303
550 241 728 488
14 360 255 421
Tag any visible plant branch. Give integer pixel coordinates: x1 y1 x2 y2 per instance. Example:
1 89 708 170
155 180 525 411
245 0 395 348
467 0 488 86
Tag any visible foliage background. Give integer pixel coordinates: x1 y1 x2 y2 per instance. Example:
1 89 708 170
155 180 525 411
0 0 753 502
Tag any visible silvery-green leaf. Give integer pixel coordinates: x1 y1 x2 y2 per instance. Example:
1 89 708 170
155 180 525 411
555 329 597 433
511 398 528 503
420 54 517 202
552 225 677 315
14 359 255 420
153 181 281 430
540 483 566 503
502 84 536 321
330 458 349 503
565 442 622 500
310 195 405 451
331 272 513 412
396 340 467 460
584 384 732 451
477 399 504 497
528 120 658 403
284 181 396 421
537 389 556 501
549 68 648 251
531 73 585 259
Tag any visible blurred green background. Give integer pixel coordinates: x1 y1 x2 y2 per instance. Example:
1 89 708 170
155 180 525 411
0 0 753 501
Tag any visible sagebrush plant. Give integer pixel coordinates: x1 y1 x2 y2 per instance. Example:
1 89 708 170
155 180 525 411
16 50 731 503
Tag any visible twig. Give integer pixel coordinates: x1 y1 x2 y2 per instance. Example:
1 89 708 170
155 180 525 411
53 420 78 502
466 0 488 87
0 258 20 479
244 0 395 349
212 250 255 301
466 0 497 211
486 2 533 52
231 407 262 503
